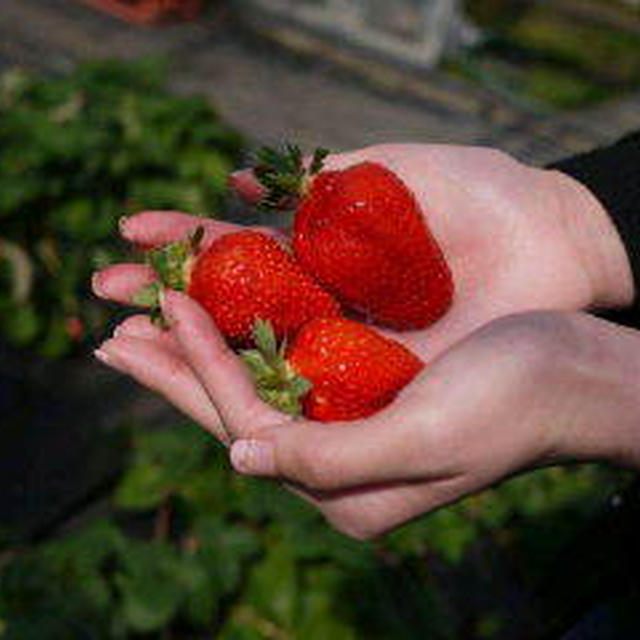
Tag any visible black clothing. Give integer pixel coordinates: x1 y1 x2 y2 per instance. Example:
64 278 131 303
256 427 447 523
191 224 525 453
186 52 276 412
548 133 640 640
549 132 640 327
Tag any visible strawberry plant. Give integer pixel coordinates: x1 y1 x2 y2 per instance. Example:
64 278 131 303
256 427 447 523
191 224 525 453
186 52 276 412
0 59 243 357
0 420 628 638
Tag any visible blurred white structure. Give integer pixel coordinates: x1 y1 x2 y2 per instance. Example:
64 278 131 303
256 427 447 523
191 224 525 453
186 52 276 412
239 0 480 69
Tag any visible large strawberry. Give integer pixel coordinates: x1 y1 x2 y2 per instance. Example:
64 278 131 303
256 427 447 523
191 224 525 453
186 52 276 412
242 317 424 421
137 228 341 345
254 146 454 330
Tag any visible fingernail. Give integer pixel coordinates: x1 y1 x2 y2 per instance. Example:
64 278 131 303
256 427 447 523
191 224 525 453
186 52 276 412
94 348 111 365
91 271 106 299
112 322 128 339
230 440 275 476
118 215 130 236
94 343 126 373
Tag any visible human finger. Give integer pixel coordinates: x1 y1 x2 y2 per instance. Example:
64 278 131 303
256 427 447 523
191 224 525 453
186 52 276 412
227 401 449 491
160 289 287 437
92 264 157 305
95 333 229 444
112 314 181 354
120 211 244 249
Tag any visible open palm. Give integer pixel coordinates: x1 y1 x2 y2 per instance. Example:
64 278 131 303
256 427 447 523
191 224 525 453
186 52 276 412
227 143 628 359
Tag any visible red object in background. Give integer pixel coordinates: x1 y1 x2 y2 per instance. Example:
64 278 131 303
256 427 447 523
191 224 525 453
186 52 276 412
80 0 202 25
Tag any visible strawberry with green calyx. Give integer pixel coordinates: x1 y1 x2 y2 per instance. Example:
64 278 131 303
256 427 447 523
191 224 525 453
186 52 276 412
241 317 424 422
240 319 312 417
254 145 329 211
136 227 341 346
133 225 204 323
253 144 454 331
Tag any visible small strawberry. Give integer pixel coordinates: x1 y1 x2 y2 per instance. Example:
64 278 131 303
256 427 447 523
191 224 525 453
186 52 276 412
242 317 424 421
254 146 454 330
137 228 341 345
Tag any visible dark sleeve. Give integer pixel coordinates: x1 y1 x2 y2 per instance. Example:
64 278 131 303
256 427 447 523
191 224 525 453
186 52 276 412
548 131 640 328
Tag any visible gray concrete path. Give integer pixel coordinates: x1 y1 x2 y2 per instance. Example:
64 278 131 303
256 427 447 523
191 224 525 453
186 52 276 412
2 0 639 165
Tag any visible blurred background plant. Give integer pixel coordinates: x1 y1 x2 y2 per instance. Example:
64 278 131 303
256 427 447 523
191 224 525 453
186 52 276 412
1 1 640 638
1 419 630 639
458 0 640 109
0 59 242 358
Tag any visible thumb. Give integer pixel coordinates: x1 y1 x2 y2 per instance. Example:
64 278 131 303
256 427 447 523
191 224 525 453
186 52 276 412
229 411 439 491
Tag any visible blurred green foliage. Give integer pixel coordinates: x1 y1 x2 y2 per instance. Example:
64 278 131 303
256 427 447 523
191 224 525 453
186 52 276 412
0 421 628 639
0 59 243 357
459 1 640 109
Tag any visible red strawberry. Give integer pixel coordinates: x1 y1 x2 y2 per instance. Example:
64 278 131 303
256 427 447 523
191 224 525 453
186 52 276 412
254 146 453 330
137 228 341 345
242 317 424 421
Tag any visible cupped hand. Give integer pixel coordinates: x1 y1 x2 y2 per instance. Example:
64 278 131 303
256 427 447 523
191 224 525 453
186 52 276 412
92 143 638 537
231 143 633 358
94 143 633 362
97 291 640 539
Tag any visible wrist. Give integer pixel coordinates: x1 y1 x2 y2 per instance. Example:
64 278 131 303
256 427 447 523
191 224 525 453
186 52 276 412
547 168 635 309
548 314 640 469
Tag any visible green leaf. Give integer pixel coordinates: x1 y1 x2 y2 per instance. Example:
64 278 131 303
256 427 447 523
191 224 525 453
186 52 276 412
194 515 261 595
171 553 213 627
245 537 300 629
0 519 124 635
0 58 242 355
0 302 40 345
112 459 171 510
49 199 95 240
218 617 267 640
297 566 357 640
37 314 72 359
127 179 208 213
0 175 42 213
429 509 478 564
114 424 213 510
116 541 184 633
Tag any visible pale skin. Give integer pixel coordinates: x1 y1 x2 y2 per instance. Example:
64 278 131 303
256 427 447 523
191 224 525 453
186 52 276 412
92 143 640 540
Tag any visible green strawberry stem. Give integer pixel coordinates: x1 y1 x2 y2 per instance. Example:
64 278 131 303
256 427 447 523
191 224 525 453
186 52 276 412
254 145 330 211
132 226 204 322
240 319 311 416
